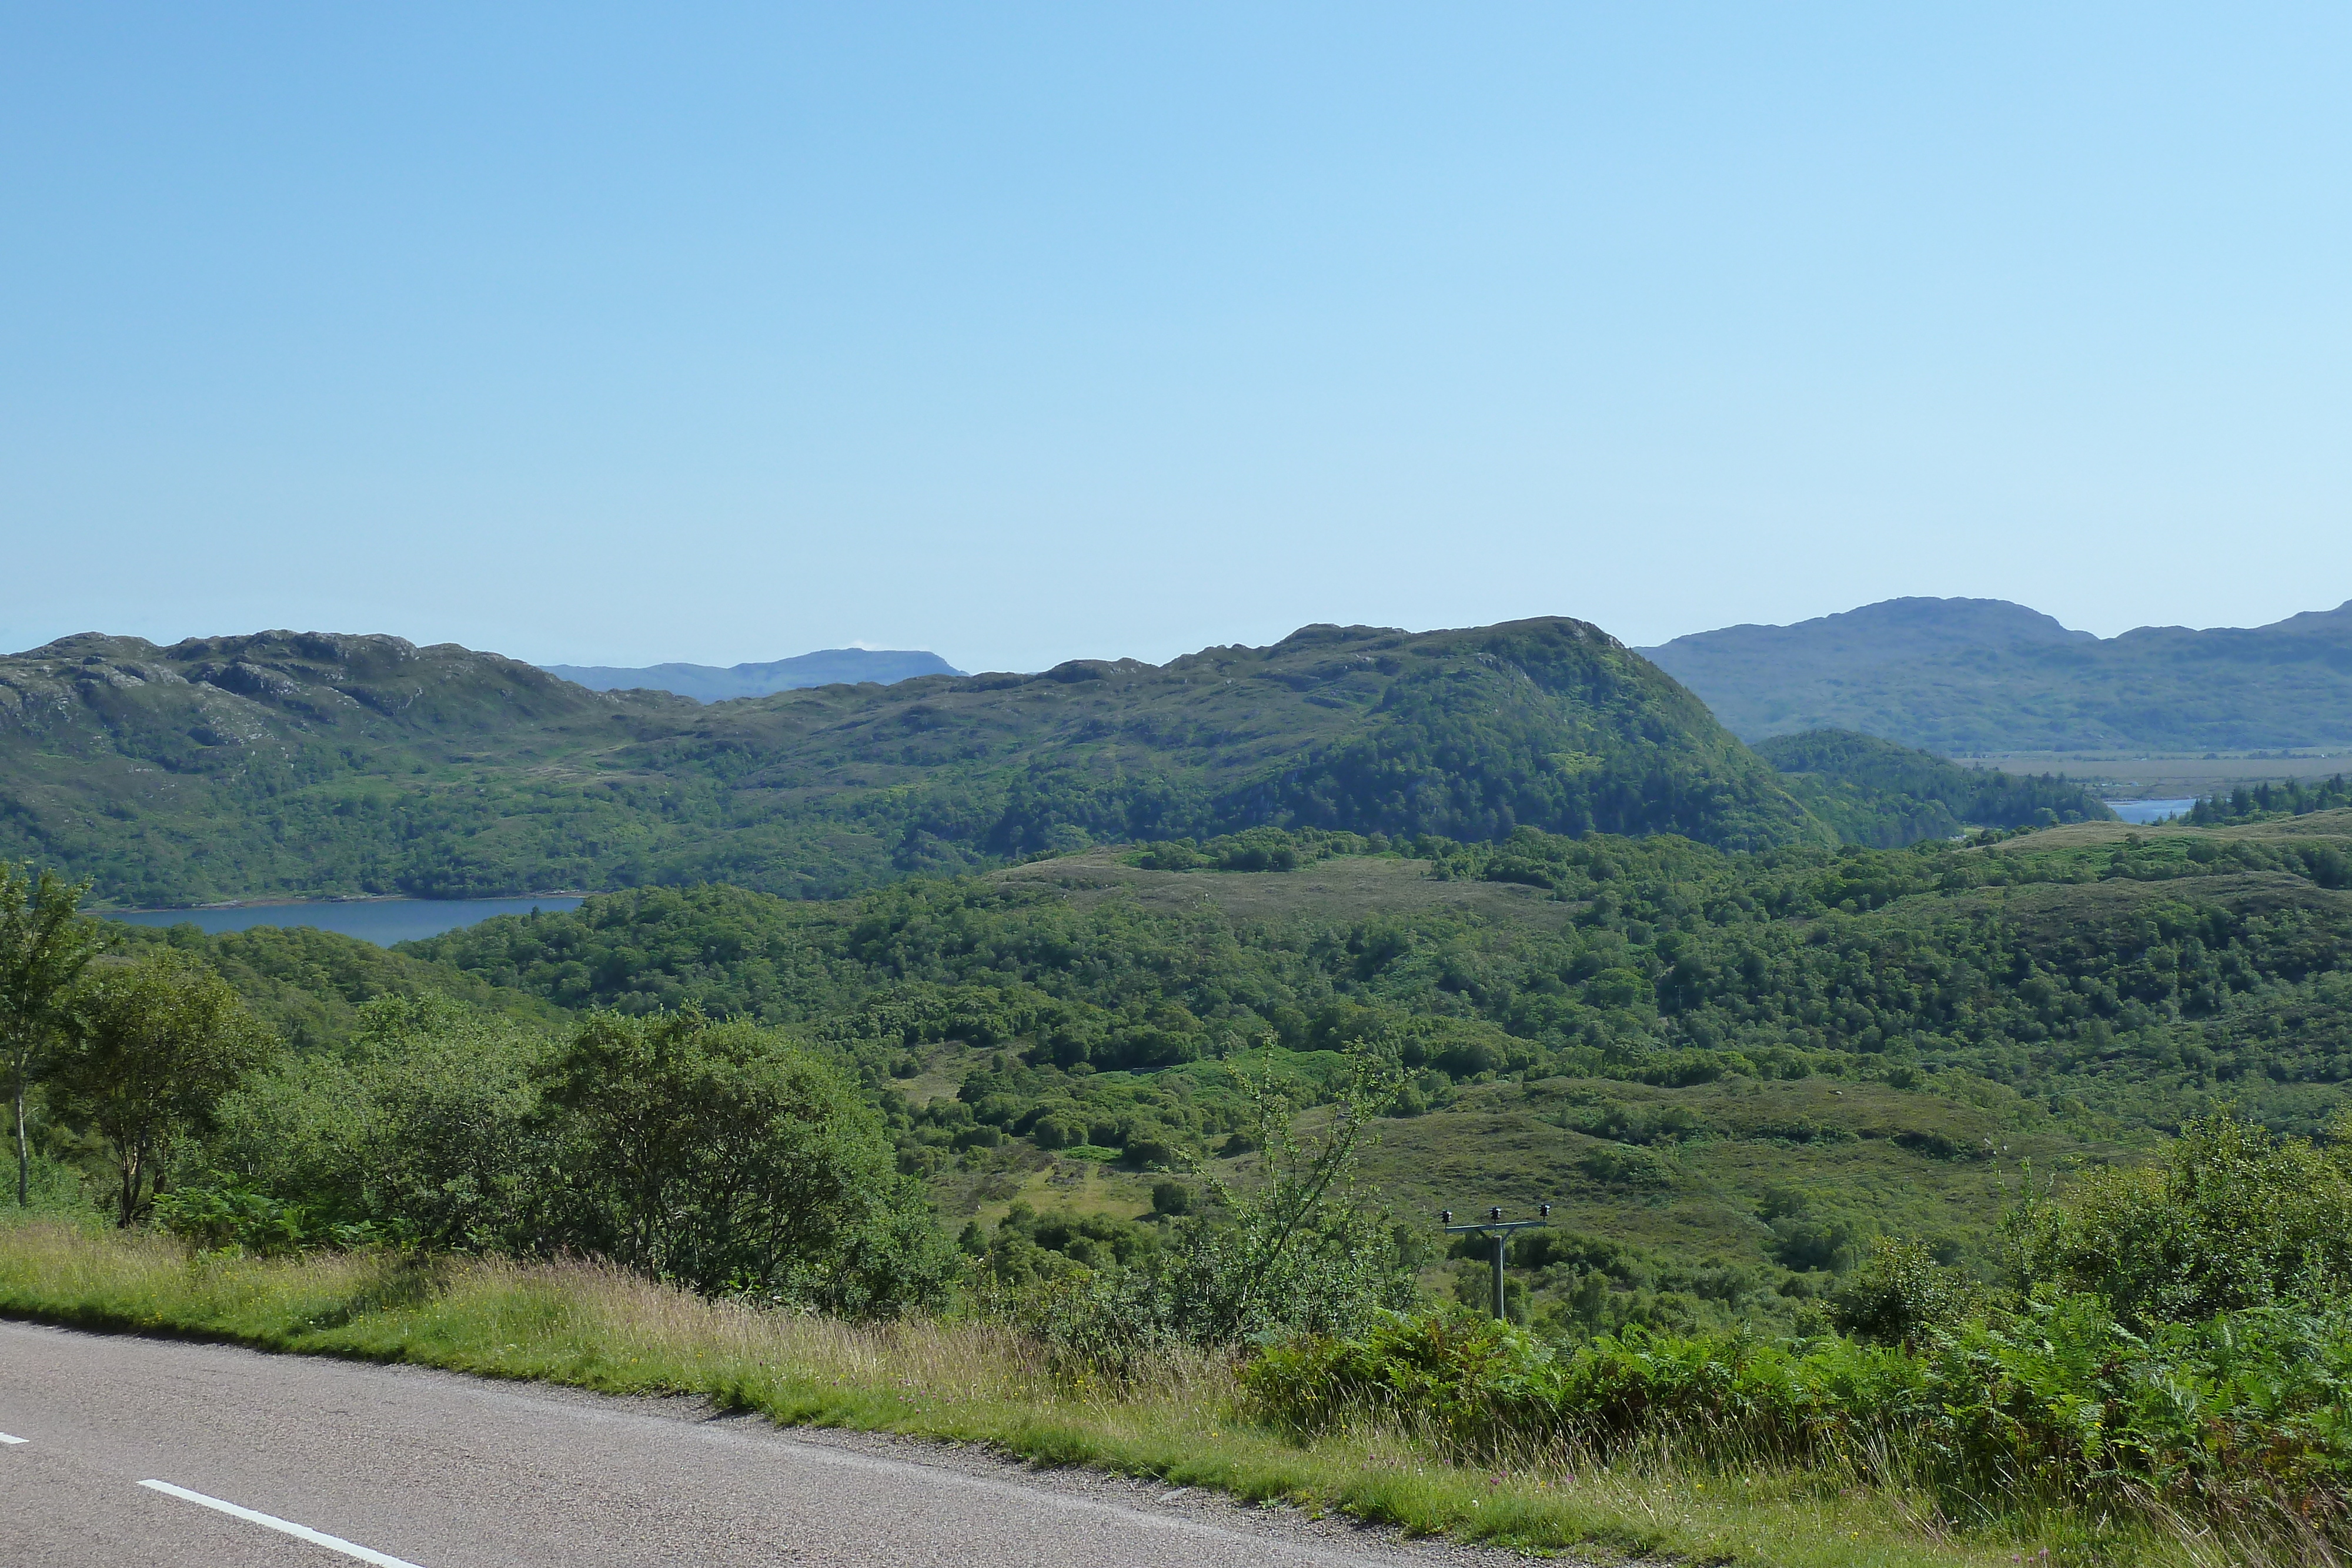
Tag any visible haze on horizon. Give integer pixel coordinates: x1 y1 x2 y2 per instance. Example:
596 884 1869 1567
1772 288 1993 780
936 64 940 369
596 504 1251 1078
5 5 2348 675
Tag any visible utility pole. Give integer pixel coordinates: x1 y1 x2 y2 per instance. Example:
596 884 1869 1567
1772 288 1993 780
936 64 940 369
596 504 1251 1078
1441 1204 1550 1323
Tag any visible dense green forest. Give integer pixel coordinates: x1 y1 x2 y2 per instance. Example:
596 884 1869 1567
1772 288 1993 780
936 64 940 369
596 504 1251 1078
3 620 1844 907
1643 594 2352 751
1755 727 2112 844
141 806 2280 1333
2190 773 2352 825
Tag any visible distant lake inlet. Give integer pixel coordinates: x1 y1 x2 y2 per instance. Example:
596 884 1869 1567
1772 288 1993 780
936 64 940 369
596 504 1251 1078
2104 798 2199 825
105 895 584 946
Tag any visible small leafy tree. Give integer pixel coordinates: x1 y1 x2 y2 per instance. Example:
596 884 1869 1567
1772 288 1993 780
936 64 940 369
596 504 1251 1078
1185 1045 1410 1340
1021 1044 1414 1369
54 951 276 1225
0 864 105 1207
537 1009 953 1313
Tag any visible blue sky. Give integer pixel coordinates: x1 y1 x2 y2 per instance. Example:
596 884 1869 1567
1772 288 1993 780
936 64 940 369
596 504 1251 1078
5 5 2348 673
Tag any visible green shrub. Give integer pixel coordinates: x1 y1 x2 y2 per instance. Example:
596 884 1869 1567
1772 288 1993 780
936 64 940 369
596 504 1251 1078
1245 1300 2352 1534
2006 1109 2352 1326
1828 1238 1978 1346
207 996 956 1315
206 993 552 1252
1125 828 1373 874
537 1009 955 1313
152 1180 380 1256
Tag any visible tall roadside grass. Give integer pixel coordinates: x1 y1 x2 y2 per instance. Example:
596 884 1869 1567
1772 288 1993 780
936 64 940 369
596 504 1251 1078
0 1219 2249 1567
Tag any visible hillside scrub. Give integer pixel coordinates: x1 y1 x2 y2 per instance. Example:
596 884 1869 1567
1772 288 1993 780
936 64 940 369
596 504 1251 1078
18 812 2352 1560
1251 1113 2352 1558
32 809 2352 1340
183 997 1414 1358
968 1052 1419 1378
404 817 2352 1173
71 810 2337 1333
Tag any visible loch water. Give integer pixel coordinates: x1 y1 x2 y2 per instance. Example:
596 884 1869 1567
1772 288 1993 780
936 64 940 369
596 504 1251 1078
2103 798 2199 825
106 895 585 946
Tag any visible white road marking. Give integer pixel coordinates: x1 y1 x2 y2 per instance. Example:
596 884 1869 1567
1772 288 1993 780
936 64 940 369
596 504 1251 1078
0 1432 26 1443
138 1480 427 1567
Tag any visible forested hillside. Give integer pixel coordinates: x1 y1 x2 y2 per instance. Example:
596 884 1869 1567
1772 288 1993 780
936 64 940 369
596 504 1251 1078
1643 595 2352 751
1756 728 2113 844
380 808 2352 1330
2 618 1831 907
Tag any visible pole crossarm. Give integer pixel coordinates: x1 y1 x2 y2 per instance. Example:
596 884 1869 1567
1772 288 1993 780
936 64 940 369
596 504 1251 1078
1441 1219 1548 1236
1438 1208 1551 1323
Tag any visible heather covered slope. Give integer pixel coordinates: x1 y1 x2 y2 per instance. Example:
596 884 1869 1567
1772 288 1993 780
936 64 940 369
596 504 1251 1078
1 618 1827 907
1642 596 2352 751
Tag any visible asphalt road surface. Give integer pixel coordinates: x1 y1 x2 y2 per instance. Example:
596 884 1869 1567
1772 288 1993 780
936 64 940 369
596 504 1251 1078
0 1320 1520 1567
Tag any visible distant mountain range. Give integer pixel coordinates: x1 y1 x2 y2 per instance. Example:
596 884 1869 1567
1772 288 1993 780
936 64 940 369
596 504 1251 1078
1641 597 2352 753
543 648 963 702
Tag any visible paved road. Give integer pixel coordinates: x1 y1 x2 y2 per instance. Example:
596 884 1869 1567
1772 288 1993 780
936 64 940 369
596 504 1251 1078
0 1320 1508 1567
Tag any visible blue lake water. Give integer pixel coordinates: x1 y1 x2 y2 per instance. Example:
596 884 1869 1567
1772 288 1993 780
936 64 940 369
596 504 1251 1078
105 895 584 946
2104 798 2199 825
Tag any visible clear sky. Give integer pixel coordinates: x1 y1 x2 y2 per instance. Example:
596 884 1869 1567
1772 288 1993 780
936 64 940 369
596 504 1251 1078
6 5 2348 674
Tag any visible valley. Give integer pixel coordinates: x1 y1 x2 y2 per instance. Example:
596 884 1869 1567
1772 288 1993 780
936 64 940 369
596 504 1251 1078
19 15 2351 1558
71 803 2348 1342
11 610 2352 1565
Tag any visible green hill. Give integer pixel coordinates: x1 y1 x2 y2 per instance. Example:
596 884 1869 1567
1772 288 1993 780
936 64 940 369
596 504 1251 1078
0 630 691 906
1 618 1830 907
1641 596 2352 752
1755 728 2114 845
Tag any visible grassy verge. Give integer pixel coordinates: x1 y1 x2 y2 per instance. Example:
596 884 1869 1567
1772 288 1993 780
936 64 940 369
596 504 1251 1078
0 1220 2221 1567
